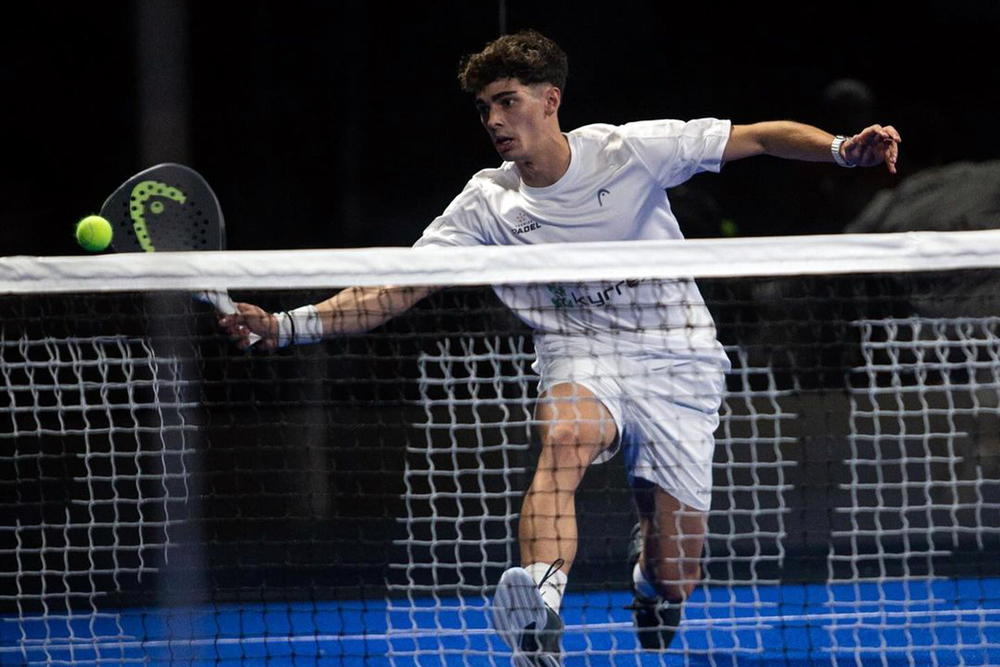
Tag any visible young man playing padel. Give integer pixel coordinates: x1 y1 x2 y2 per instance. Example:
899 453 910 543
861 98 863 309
221 29 900 667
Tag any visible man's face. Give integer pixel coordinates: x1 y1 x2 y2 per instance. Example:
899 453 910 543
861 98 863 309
474 78 556 162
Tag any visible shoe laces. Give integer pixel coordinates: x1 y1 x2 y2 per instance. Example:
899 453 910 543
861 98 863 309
537 559 565 591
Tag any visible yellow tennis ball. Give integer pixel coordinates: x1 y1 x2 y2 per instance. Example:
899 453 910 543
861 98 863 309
75 215 113 252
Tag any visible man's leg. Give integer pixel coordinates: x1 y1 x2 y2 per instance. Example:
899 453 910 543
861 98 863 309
634 480 707 600
629 478 707 649
521 382 618 572
492 382 616 664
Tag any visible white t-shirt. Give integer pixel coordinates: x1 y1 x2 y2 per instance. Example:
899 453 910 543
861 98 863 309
414 118 732 361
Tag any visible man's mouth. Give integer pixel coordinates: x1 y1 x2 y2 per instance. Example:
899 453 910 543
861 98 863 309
495 137 514 151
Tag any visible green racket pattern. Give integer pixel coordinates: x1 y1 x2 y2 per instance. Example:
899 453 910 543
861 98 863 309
98 163 257 343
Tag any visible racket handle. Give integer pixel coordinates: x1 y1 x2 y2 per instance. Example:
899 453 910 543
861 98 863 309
196 290 262 347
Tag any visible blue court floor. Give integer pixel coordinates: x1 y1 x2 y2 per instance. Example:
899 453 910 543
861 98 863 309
3 578 999 666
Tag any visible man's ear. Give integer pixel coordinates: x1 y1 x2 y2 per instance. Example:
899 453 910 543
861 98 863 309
544 85 562 117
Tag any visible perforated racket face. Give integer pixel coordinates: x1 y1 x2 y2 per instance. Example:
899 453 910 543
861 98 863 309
100 163 225 252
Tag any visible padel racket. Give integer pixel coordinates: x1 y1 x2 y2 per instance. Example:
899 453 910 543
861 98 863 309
99 163 257 343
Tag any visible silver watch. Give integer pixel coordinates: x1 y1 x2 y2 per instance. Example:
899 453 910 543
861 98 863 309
831 135 856 168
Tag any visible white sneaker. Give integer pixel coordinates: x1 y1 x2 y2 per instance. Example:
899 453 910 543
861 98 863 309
491 567 563 667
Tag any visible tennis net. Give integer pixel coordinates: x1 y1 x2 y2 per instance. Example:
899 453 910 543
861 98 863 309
2 231 999 666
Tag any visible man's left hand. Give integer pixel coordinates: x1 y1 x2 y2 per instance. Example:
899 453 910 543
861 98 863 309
844 125 902 174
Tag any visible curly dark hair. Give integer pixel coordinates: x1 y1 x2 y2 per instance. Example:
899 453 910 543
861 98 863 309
458 29 568 95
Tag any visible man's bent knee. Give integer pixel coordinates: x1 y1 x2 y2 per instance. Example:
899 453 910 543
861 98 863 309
539 425 607 471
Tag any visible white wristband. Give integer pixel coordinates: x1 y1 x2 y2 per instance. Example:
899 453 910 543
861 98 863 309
831 135 856 168
273 305 323 347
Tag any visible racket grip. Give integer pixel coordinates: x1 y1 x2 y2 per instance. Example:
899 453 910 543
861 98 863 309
196 290 262 347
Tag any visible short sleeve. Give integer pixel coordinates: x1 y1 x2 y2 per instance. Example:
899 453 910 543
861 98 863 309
413 179 492 248
619 118 732 189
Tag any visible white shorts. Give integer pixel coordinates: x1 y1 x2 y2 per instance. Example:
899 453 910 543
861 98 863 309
533 333 729 512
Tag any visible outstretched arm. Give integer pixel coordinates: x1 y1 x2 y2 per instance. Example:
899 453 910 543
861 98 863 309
722 121 901 173
220 285 436 350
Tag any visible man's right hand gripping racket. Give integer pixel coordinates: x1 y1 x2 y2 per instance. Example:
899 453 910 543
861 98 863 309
99 163 260 346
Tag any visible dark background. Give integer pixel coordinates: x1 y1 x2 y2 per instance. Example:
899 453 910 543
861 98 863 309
3 0 999 257
4 1 1000 626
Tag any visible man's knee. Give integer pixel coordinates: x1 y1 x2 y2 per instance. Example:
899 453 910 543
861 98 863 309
542 422 585 449
540 423 604 467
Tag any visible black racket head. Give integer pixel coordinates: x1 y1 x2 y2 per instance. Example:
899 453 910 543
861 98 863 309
99 163 225 252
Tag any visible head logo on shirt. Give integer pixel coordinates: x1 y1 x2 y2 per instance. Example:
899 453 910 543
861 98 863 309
597 188 611 206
